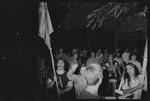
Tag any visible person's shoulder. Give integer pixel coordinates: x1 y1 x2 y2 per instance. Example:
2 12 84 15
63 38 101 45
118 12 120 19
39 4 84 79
136 61 141 64
127 60 132 63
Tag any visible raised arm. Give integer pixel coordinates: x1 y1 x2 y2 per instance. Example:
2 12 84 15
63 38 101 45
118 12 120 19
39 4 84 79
67 64 79 82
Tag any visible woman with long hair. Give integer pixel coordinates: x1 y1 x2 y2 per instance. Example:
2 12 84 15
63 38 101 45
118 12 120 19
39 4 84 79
119 62 147 99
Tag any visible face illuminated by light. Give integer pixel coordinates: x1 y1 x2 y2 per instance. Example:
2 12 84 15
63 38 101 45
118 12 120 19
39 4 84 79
126 65 135 76
57 60 64 70
73 53 78 60
131 55 136 61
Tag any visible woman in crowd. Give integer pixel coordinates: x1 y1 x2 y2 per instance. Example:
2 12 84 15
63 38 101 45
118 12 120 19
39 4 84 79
118 62 147 99
69 52 82 74
86 51 99 66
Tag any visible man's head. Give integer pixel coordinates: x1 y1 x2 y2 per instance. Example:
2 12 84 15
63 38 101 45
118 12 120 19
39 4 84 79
82 63 103 86
59 48 63 53
57 58 65 70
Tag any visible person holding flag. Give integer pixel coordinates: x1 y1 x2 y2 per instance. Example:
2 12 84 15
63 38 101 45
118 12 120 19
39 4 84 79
115 37 147 99
117 62 147 99
47 58 74 99
38 2 67 99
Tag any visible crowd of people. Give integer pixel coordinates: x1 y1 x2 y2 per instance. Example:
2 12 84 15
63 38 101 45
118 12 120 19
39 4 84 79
46 47 147 99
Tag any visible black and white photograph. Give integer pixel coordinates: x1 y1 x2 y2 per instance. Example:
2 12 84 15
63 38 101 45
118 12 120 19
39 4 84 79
1 1 148 100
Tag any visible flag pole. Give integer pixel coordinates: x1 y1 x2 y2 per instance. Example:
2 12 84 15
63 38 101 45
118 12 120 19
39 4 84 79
39 2 60 98
137 37 147 99
49 46 60 99
44 3 60 98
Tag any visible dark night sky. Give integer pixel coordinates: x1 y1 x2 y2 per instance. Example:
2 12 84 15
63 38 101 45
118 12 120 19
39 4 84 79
0 1 90 62
0 1 89 99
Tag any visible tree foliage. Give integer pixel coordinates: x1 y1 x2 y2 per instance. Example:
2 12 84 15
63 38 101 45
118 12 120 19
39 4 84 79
53 2 147 32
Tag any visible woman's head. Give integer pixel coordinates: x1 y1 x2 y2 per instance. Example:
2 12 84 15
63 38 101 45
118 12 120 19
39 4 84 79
108 54 113 60
123 62 140 88
125 62 140 77
130 53 137 61
72 52 78 60
116 51 120 57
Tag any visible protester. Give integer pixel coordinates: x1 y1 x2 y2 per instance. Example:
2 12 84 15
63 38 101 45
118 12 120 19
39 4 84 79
118 62 147 99
47 58 74 99
67 64 86 99
79 63 103 99
69 52 81 74
86 51 99 66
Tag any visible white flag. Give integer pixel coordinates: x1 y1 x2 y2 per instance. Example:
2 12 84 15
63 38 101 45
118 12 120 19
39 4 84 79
38 2 54 50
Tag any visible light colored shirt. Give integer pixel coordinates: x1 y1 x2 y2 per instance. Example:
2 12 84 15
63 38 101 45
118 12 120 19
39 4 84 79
121 75 140 99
